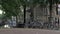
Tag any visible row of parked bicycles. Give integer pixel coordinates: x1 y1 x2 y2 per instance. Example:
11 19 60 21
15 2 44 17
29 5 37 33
0 20 59 30
17 20 59 30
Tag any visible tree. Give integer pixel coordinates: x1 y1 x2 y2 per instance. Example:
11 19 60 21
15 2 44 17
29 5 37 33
45 0 59 29
19 0 39 24
1 0 21 24
19 0 41 27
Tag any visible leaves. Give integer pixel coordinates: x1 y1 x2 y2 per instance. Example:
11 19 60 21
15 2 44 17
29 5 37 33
1 0 60 18
1 0 21 18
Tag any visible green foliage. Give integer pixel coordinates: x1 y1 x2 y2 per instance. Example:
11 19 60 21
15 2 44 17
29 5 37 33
1 0 21 18
1 0 60 18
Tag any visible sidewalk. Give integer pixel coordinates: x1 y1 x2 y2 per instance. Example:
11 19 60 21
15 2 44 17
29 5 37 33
0 28 60 34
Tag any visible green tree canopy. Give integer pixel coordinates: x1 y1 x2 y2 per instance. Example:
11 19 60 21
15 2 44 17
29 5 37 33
1 0 21 18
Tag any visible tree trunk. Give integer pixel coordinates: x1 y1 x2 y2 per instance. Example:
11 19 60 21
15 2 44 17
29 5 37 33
49 0 53 29
30 7 34 22
49 0 53 23
16 16 18 27
56 1 58 15
23 5 26 27
58 17 59 29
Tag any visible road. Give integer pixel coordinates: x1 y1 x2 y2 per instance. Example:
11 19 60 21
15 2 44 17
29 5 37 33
0 28 60 34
